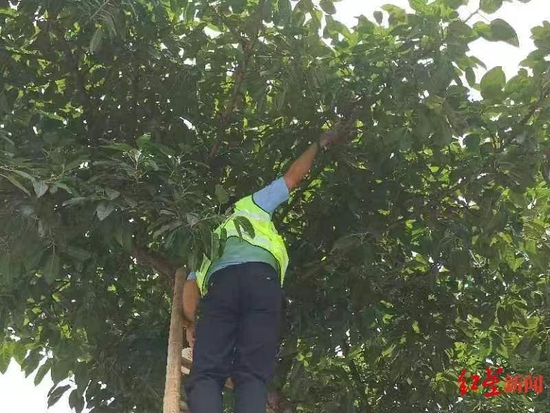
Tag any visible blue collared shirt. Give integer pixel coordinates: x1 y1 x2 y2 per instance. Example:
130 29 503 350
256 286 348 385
188 177 289 280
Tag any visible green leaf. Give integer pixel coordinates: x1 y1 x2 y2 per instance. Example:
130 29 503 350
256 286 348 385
96 202 115 221
229 0 246 14
215 184 229 204
0 92 8 115
34 362 51 386
381 5 406 26
124 196 138 208
490 19 519 47
103 142 133 152
2 174 31 195
509 191 527 208
0 253 12 281
474 21 493 40
153 220 183 239
277 0 291 23
373 11 383 25
296 0 314 12
465 67 476 86
320 0 336 15
51 360 71 384
69 389 85 413
114 224 133 251
12 169 35 181
261 0 272 21
22 350 41 377
105 188 120 200
89 27 103 54
65 245 92 262
515 333 534 354
184 3 195 22
233 216 255 239
186 213 199 227
210 232 220 260
475 19 519 47
136 133 151 148
48 384 71 407
448 21 472 37
0 344 11 374
218 227 227 257
43 253 60 285
62 197 87 207
12 342 26 364
480 0 503 14
323 15 351 39
52 182 73 194
480 66 506 100
464 134 480 152
33 181 49 198
409 0 427 12
331 234 358 253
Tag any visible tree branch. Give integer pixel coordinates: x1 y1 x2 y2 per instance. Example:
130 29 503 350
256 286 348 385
464 7 480 24
209 0 267 158
518 85 550 127
501 84 550 147
49 19 102 143
132 245 178 280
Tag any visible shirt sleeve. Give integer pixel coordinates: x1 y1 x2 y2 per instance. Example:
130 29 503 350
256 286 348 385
187 271 196 280
252 177 290 214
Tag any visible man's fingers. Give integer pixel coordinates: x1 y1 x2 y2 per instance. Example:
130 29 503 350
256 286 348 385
185 325 195 348
331 121 355 142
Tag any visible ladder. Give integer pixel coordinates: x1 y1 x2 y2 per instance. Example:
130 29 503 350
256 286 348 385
163 269 233 413
181 347 234 389
180 348 234 412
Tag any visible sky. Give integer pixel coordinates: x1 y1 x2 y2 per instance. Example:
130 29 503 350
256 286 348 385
1 1 549 412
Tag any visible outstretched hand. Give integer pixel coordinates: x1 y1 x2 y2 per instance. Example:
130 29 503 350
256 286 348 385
319 121 355 148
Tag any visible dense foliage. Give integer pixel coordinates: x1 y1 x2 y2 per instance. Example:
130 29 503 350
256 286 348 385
1 0 549 411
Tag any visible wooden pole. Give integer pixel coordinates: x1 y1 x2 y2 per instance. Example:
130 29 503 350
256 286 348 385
163 268 186 413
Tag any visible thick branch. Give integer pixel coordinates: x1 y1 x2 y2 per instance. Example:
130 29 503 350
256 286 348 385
518 85 550 127
209 0 267 158
133 245 178 279
50 22 89 107
131 56 140 141
49 20 103 143
464 7 480 24
500 84 550 148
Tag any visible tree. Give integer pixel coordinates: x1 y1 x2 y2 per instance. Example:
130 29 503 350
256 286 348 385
1 0 549 411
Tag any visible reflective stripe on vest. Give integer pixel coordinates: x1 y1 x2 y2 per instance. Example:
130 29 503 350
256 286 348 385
194 195 289 295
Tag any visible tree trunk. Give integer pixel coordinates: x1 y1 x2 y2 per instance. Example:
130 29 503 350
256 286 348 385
163 268 186 413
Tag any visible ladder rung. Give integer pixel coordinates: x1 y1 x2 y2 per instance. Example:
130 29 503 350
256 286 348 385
181 348 234 390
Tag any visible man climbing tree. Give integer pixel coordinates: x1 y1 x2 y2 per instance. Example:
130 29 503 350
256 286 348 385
182 124 351 413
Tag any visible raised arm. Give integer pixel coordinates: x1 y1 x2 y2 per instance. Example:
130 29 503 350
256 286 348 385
283 143 320 191
283 123 351 191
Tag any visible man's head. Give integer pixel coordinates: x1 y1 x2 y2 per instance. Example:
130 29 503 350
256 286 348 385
221 195 239 214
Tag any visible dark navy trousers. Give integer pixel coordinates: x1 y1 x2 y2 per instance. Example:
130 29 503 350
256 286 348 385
184 262 283 413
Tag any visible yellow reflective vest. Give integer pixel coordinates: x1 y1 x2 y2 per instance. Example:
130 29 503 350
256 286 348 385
194 196 289 295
